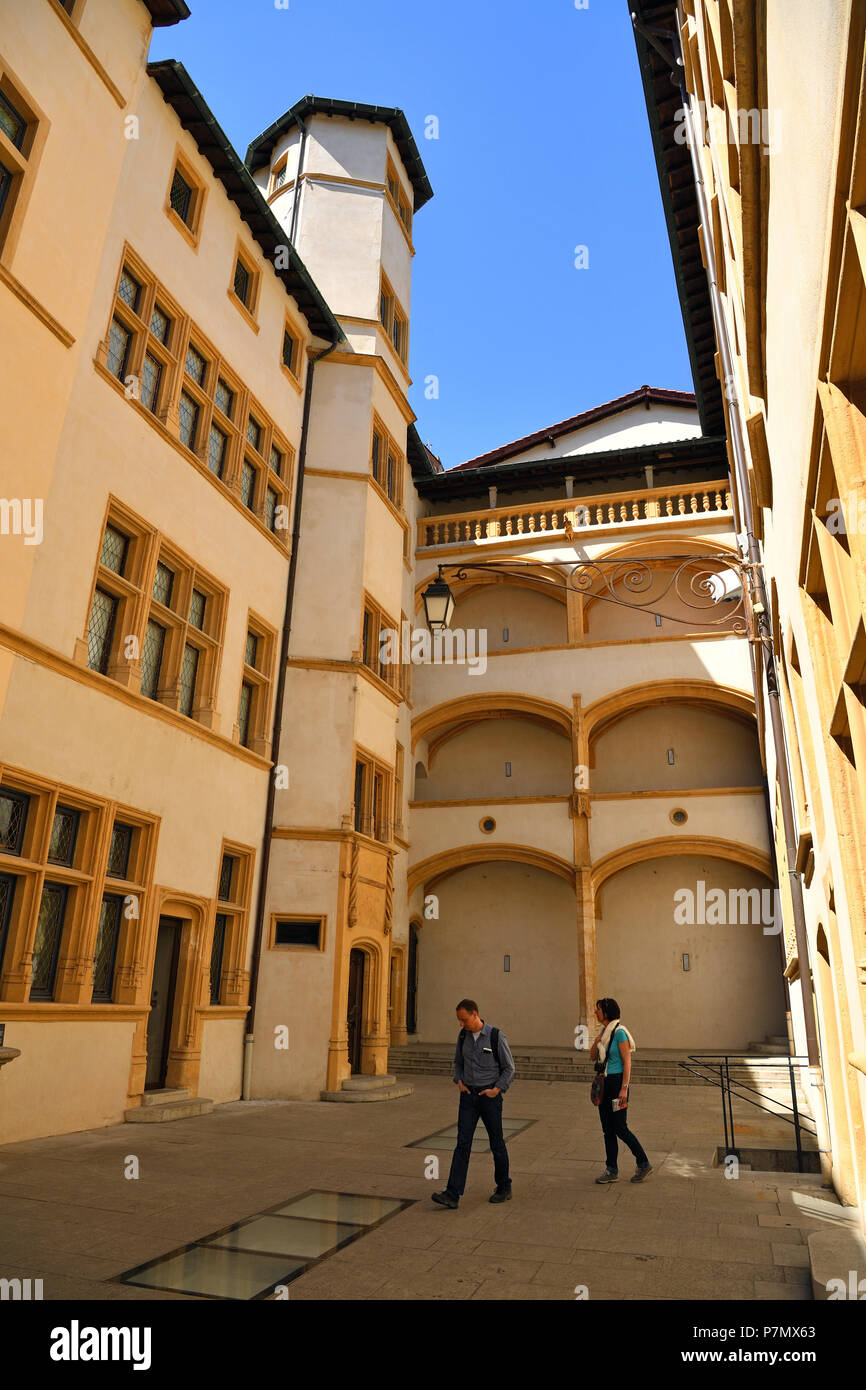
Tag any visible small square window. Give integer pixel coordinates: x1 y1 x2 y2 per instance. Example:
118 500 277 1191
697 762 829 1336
273 162 287 190
233 258 250 306
218 853 236 902
274 919 321 948
100 523 129 575
170 167 193 224
282 330 298 375
152 561 174 607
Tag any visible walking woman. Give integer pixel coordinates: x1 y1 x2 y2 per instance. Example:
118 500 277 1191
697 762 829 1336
590 997 653 1184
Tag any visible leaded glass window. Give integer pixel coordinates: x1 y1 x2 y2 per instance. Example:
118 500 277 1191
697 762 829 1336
0 91 26 150
170 167 193 223
150 304 170 343
0 872 16 973
189 589 207 630
269 445 283 477
152 561 174 608
48 805 79 866
241 459 256 510
246 417 261 451
273 163 287 189
0 161 12 220
244 631 258 669
178 391 199 449
100 524 128 575
141 620 166 699
117 268 141 312
215 378 233 417
233 259 250 305
107 822 133 879
218 854 235 902
92 894 122 1002
87 587 118 673
184 343 206 384
265 486 277 532
210 913 227 1004
30 882 67 1000
0 790 29 855
179 643 199 717
282 331 296 373
238 681 252 746
107 318 131 380
207 424 227 477
141 353 161 413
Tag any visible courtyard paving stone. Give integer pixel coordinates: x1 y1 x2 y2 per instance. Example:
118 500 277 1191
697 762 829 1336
0 1074 844 1301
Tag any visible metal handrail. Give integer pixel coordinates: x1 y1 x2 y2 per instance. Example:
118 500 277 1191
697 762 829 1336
679 1053 821 1173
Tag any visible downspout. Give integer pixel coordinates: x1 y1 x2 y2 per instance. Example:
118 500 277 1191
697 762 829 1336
242 330 341 1100
657 8 829 1167
289 114 308 249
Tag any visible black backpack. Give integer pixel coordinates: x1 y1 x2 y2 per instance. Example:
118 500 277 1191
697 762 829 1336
455 1025 501 1070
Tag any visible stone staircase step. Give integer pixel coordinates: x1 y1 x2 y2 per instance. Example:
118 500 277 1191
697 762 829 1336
341 1074 398 1090
125 1098 213 1123
140 1088 190 1107
320 1083 414 1103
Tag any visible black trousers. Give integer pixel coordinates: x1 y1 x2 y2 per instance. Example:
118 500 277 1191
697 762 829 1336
446 1089 510 1197
598 1074 648 1172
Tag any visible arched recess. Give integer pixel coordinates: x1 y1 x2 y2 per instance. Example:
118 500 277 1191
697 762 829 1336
414 564 569 651
584 679 755 744
409 842 576 897
592 835 773 894
344 936 385 1076
412 691 573 753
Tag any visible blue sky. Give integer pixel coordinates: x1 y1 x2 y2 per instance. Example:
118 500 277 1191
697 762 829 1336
151 0 691 469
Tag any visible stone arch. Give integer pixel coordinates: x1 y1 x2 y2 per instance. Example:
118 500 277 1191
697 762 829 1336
592 835 773 894
577 535 743 635
409 842 576 897
584 679 756 745
411 691 573 754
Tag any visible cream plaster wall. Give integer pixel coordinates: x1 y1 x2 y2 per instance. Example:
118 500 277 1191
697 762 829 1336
410 800 573 870
487 403 702 469
589 793 769 862
421 719 572 801
591 705 763 793
450 586 568 651
198 1018 245 1105
597 856 786 1049
413 861 580 1047
0 1020 136 1143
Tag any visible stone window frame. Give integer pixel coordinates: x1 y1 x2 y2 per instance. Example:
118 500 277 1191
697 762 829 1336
280 309 305 393
228 236 262 332
359 592 401 698
267 913 327 952
164 145 208 249
94 246 293 551
385 154 413 241
353 744 394 845
0 764 158 1008
234 610 277 756
378 271 409 367
370 413 405 512
78 496 228 730
0 57 49 266
207 839 255 1007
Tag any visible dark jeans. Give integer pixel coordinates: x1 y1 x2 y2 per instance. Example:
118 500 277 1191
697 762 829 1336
446 1088 510 1197
598 1074 648 1172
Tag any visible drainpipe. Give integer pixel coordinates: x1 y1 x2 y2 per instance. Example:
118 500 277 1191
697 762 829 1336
242 331 341 1101
289 114 308 248
656 8 829 1168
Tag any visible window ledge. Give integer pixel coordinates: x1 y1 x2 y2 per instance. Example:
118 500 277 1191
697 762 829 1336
227 286 260 334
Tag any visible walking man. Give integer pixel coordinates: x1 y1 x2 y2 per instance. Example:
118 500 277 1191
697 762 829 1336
432 998 515 1209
